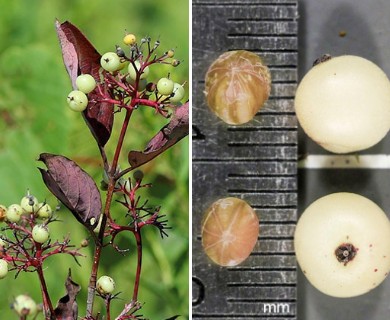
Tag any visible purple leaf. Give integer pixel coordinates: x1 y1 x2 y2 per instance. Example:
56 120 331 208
54 270 80 320
55 19 114 147
38 153 101 231
128 102 189 168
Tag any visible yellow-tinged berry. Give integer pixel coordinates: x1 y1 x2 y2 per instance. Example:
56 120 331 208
123 33 136 46
0 205 7 222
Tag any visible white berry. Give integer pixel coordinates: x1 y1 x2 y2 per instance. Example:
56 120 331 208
128 60 149 80
294 192 390 297
36 203 52 220
76 74 96 93
67 90 89 112
21 194 39 214
295 55 390 153
96 275 115 294
13 294 38 316
100 52 122 72
32 224 50 244
7 204 23 222
0 259 8 279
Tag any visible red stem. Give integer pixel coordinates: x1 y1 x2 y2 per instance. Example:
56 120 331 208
112 109 132 175
132 229 143 302
36 265 55 319
86 108 134 316
106 297 111 320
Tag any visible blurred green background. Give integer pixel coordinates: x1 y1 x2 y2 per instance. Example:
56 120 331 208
0 0 189 319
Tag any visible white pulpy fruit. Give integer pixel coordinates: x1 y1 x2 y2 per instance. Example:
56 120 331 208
32 224 50 244
295 55 390 153
13 294 38 316
96 275 115 294
0 259 8 279
294 192 390 298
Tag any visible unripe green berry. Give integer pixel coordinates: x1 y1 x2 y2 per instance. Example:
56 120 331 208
76 74 97 94
157 77 174 95
0 259 8 279
128 60 149 80
7 204 23 222
36 203 52 220
32 224 50 244
170 83 185 103
133 170 144 182
96 275 115 294
13 294 38 316
67 90 89 112
0 205 7 222
100 52 122 72
21 195 39 214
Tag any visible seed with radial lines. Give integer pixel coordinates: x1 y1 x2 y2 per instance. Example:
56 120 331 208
204 50 271 125
201 197 259 266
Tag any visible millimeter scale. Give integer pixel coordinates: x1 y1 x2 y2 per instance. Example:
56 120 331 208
192 0 298 319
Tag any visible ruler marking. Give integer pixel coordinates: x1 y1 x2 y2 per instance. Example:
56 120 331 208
228 189 297 194
228 173 296 177
260 236 294 240
192 315 296 319
228 142 297 147
196 234 295 241
227 298 296 303
194 3 298 7
227 127 296 131
256 220 296 225
228 267 297 272
227 283 296 288
227 33 298 38
251 252 295 256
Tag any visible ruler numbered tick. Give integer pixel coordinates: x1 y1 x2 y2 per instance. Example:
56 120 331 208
192 0 298 319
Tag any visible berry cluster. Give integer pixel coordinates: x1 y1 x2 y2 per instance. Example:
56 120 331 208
0 191 83 317
66 33 186 114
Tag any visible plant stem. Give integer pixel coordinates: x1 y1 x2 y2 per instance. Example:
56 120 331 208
36 265 55 319
132 229 143 302
112 109 132 174
86 108 133 316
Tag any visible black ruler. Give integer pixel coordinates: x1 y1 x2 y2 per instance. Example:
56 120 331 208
192 0 298 319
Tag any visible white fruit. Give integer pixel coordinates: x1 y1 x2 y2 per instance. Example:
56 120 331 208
13 294 38 316
0 259 8 279
294 192 390 298
96 275 115 294
295 55 390 153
